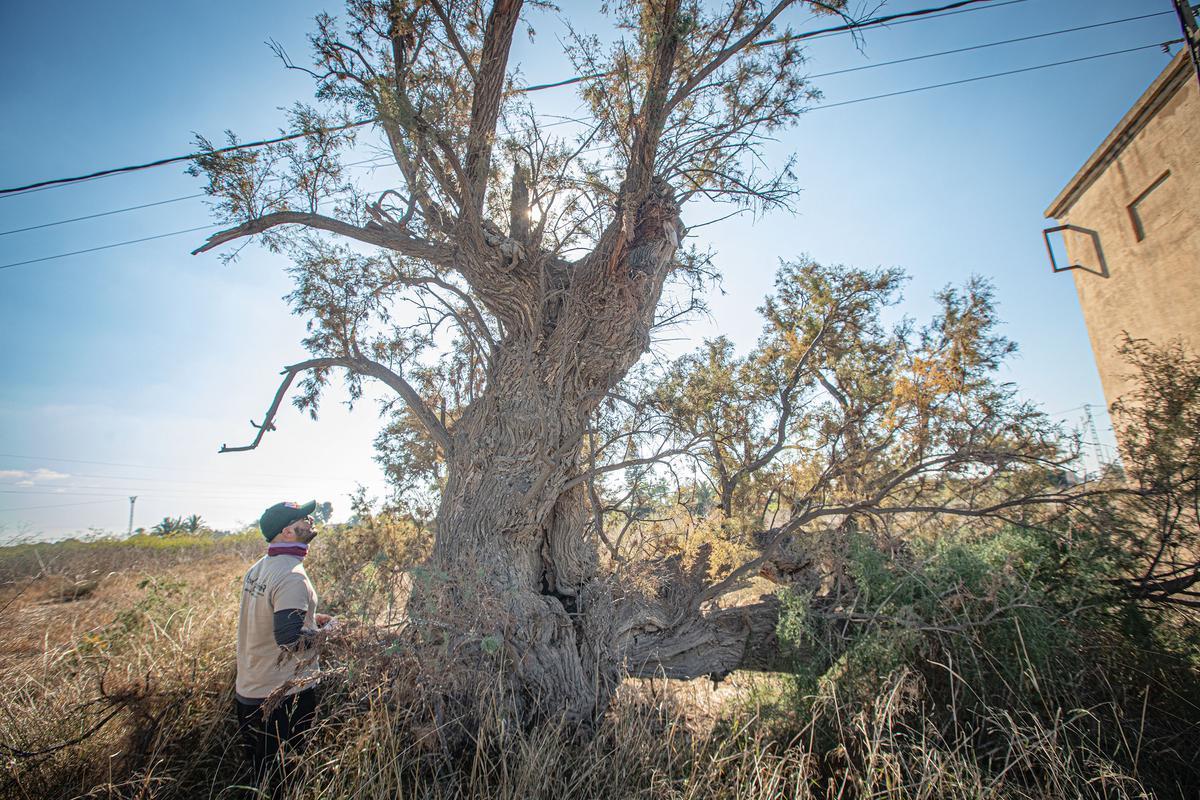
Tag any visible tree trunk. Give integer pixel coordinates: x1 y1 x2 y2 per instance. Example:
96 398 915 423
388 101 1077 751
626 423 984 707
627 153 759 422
417 180 776 725
428 342 617 723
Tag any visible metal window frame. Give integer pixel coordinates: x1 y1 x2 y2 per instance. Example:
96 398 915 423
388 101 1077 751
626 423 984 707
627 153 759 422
1043 224 1108 277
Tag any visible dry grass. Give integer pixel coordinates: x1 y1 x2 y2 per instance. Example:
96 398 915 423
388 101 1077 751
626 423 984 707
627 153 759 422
0 532 1195 800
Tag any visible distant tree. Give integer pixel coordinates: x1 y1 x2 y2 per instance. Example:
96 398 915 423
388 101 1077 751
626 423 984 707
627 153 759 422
183 514 205 534
152 517 184 536
314 502 334 524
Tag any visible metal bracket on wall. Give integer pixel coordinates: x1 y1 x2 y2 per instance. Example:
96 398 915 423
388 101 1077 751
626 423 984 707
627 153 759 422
1042 224 1108 277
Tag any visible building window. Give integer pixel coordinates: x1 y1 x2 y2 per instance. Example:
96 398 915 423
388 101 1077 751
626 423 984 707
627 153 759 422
1127 170 1172 242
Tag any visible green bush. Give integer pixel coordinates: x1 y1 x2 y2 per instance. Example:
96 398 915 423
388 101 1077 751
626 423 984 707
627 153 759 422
775 525 1200 797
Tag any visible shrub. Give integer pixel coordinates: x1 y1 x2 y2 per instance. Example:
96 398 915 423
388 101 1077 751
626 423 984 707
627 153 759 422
775 525 1200 798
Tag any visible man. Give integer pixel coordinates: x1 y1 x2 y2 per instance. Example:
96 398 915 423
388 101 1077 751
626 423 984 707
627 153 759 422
235 500 334 789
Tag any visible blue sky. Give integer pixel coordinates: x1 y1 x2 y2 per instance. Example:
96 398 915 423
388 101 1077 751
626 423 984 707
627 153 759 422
0 0 1185 540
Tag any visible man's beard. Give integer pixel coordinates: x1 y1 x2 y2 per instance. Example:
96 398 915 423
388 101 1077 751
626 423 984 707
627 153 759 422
298 528 319 544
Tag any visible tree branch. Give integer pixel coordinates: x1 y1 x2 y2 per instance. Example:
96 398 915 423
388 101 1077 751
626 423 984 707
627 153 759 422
220 356 452 455
561 444 701 492
428 0 480 83
462 0 523 222
348 348 454 454
219 358 339 453
665 0 798 114
191 210 454 267
726 319 830 489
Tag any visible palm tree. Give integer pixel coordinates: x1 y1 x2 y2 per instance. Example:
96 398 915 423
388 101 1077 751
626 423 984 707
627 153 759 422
183 514 205 534
152 516 183 536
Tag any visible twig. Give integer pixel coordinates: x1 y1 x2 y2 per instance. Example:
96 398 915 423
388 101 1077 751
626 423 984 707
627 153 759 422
0 706 123 759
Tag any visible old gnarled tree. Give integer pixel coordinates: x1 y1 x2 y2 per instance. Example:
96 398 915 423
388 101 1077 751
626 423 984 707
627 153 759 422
191 0 1074 724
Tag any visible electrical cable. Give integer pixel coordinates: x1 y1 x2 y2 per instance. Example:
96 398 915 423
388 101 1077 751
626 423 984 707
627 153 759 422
522 0 1030 91
0 452 358 481
0 5 1161 235
0 194 206 238
812 41 1179 111
807 10 1174 80
0 225 218 271
0 117 375 197
0 0 1025 197
0 499 125 513
1 39 1180 274
0 155 393 240
759 0 1030 47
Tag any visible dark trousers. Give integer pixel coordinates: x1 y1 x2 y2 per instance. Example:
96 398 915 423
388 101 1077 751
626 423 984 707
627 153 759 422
235 688 317 792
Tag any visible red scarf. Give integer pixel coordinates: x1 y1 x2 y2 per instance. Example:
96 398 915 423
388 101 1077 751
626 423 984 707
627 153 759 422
267 541 309 560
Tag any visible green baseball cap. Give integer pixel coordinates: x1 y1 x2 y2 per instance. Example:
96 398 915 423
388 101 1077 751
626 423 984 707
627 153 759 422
259 500 317 541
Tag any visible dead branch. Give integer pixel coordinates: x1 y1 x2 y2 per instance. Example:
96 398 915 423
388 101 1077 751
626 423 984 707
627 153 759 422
220 355 452 455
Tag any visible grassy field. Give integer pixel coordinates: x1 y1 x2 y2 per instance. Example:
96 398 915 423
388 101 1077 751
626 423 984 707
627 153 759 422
2 528 1198 800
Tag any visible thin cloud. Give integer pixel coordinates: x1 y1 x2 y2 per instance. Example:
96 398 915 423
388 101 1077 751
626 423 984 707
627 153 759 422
0 468 72 484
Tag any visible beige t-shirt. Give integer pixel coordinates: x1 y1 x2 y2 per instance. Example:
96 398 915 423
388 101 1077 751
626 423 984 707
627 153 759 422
235 554 319 701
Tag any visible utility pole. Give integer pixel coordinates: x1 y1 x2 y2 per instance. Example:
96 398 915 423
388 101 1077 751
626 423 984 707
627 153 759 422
127 496 137 536
1174 0 1200 87
1083 404 1106 478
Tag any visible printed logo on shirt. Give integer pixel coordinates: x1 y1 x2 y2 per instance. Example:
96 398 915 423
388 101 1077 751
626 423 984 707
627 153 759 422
243 574 269 597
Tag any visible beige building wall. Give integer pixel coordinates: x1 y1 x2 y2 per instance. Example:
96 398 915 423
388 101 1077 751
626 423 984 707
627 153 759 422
1045 52 1200 424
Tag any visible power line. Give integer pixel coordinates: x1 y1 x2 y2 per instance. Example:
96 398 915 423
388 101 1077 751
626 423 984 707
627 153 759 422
0 155 394 241
0 5 1162 245
0 499 125 513
0 452 363 481
0 117 375 197
761 0 1029 46
0 225 218 271
0 194 205 238
522 0 1029 91
811 41 1179 111
9 10 1156 238
807 10 1174 80
0 42 1177 274
11 11 1169 244
0 0 1022 197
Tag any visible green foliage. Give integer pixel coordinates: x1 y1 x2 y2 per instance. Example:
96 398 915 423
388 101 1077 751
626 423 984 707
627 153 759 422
774 524 1200 795
1087 336 1200 607
307 494 431 623
780 528 1103 706
152 516 184 536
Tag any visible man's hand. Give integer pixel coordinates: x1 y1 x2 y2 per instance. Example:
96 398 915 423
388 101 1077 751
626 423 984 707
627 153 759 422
315 613 333 627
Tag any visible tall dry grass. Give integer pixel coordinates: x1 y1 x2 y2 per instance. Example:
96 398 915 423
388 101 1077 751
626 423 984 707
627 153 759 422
1 527 1197 799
